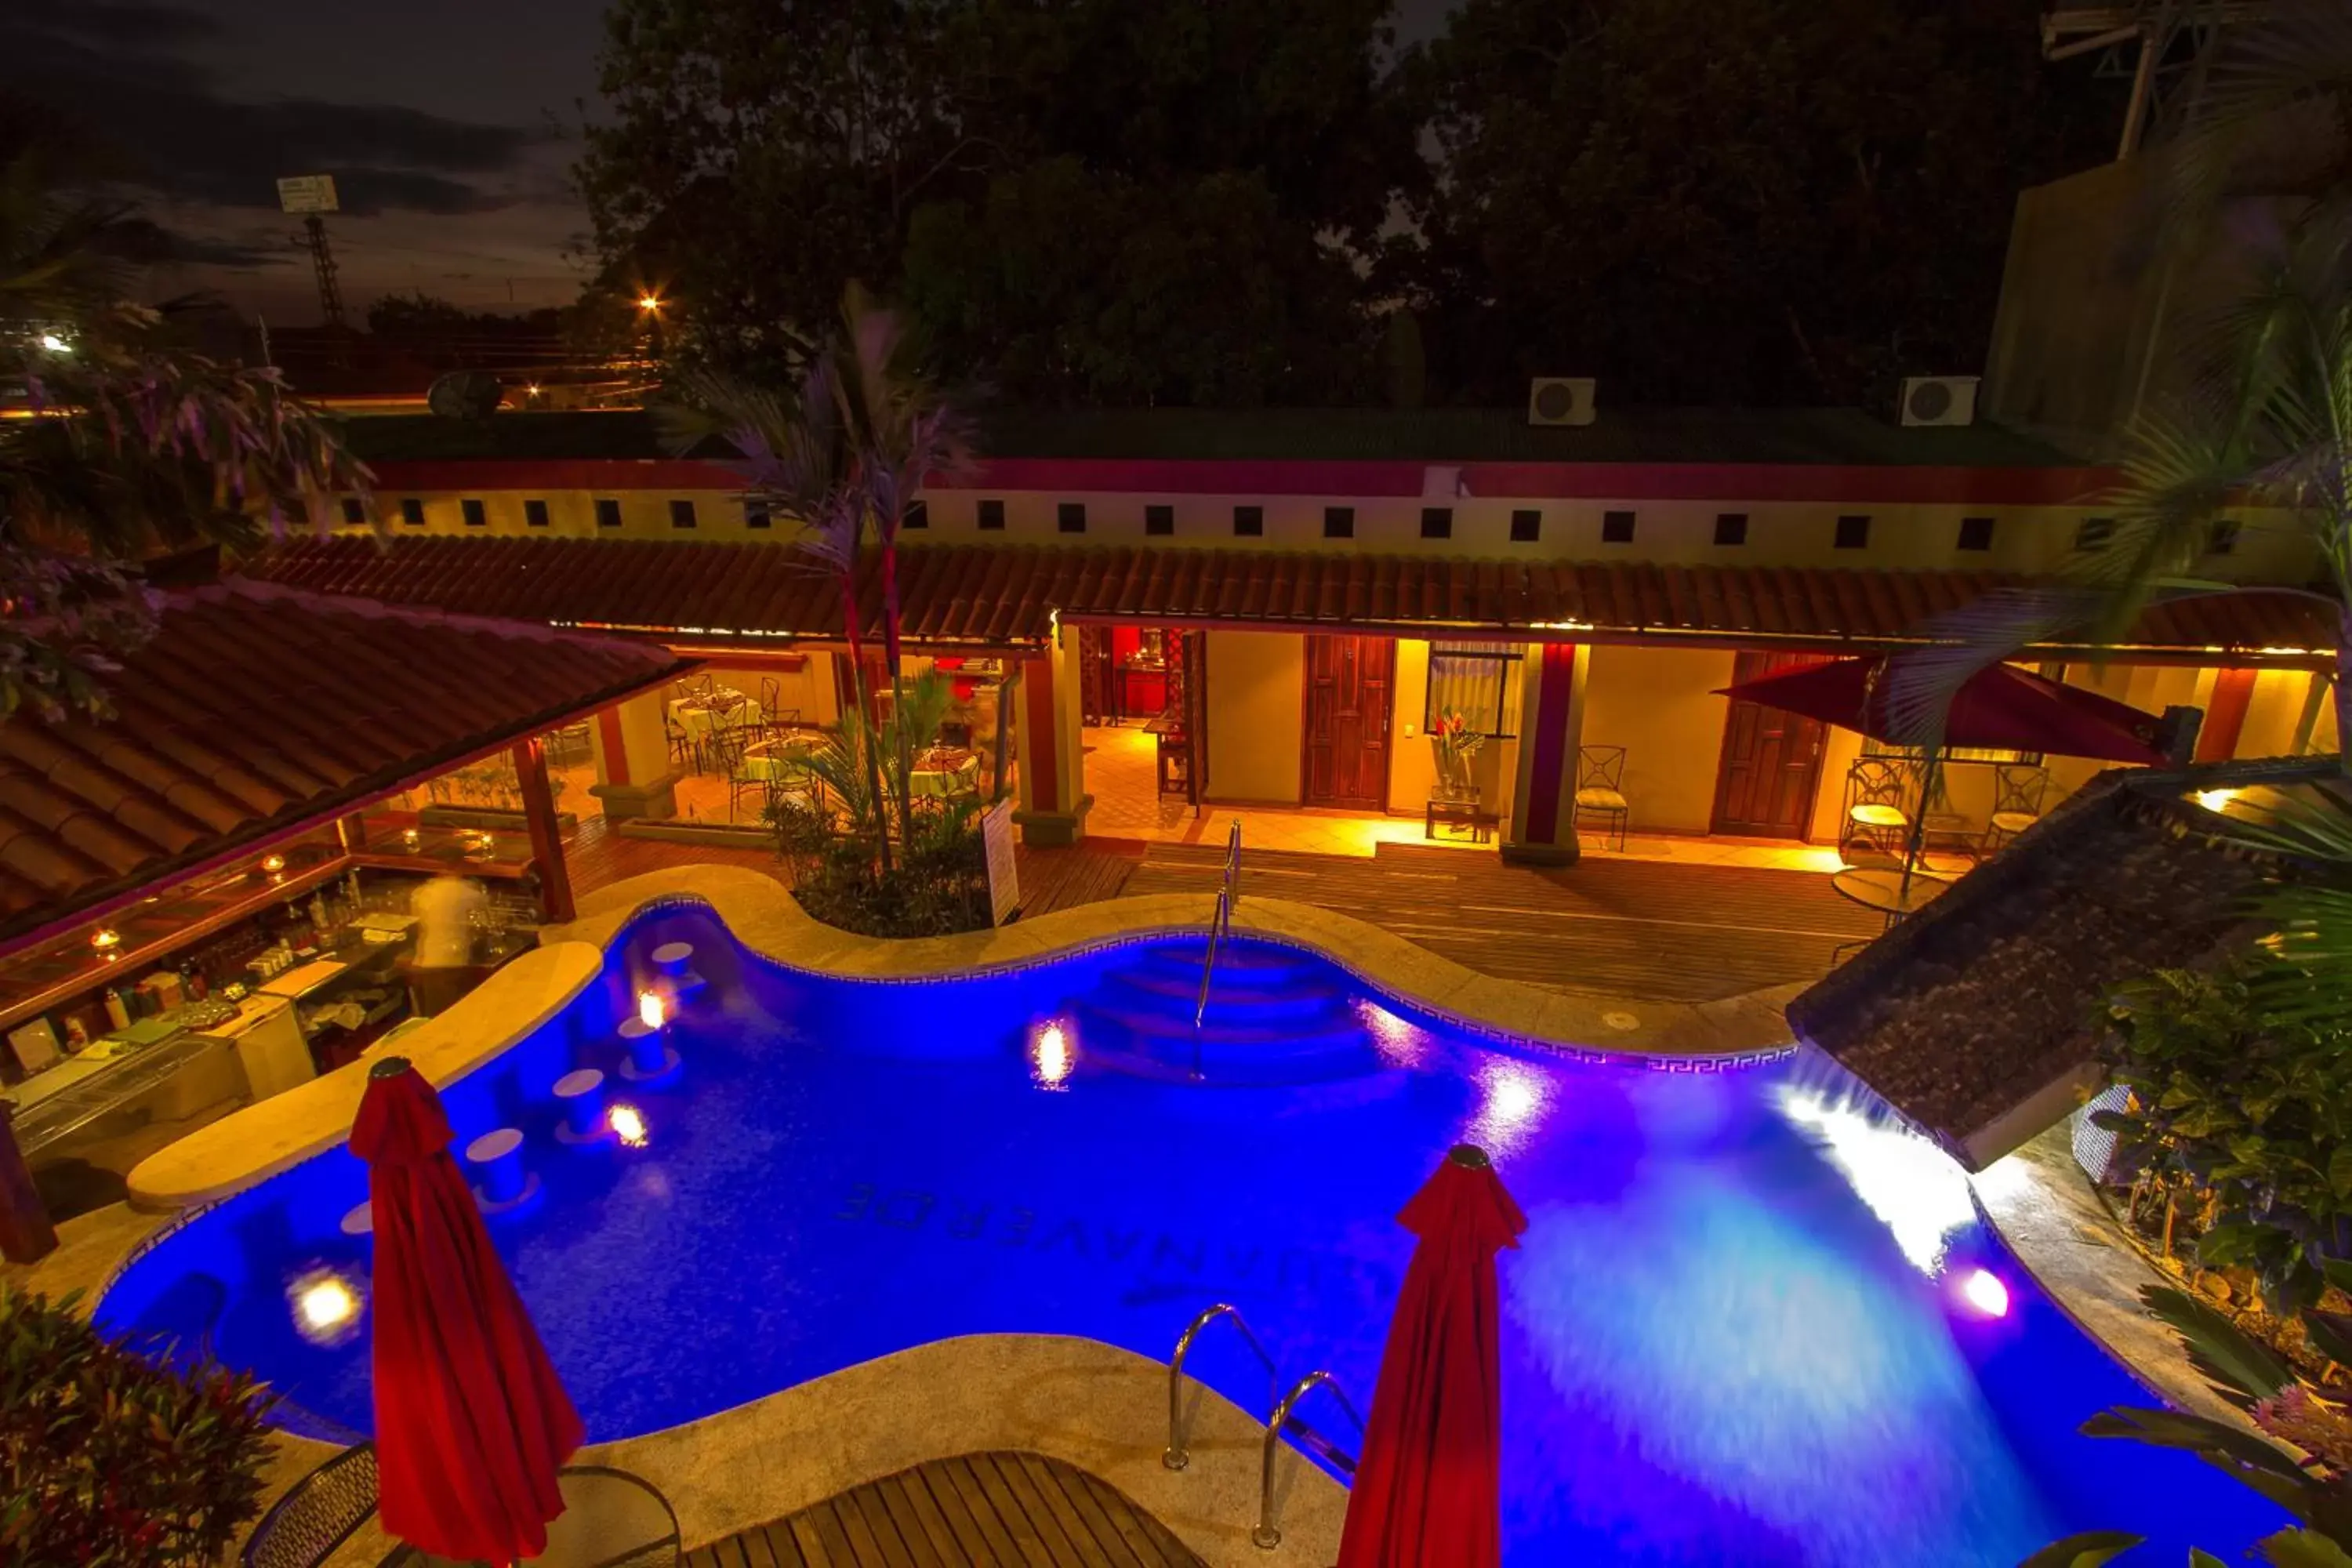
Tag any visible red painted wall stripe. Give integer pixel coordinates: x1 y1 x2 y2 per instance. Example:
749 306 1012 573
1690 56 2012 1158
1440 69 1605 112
1522 642 1579 844
597 705 630 785
365 455 2118 509
1022 655 1059 813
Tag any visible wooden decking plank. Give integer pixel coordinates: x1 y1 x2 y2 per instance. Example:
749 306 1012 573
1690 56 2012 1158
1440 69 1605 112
1069 1469 1196 1568
979 1451 1089 1568
870 1472 955 1567
843 1479 918 1566
930 1455 1027 1563
960 1451 1077 1567
785 1514 833 1567
710 1535 757 1568
1011 1452 1126 1565
1033 1454 1149 1568
682 1547 725 1568
760 1520 812 1568
733 1526 782 1568
805 1499 862 1566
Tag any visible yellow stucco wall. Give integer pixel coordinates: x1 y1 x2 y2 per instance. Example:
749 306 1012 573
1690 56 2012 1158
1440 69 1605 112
1580 645 1737 835
1205 631 1305 804
693 655 842 725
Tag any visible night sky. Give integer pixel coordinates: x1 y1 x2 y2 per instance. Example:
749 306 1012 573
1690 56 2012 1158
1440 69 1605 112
3 1 1461 328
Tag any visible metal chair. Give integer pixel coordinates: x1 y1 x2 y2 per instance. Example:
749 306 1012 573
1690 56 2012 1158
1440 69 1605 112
1841 757 1915 866
1981 764 2051 854
241 1443 379 1568
1573 745 1630 850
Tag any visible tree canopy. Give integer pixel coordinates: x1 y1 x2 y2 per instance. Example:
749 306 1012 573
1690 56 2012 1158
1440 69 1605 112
578 0 2123 407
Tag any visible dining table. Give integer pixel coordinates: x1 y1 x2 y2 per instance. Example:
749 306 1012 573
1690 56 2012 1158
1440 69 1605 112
909 746 982 797
670 693 763 739
741 730 826 782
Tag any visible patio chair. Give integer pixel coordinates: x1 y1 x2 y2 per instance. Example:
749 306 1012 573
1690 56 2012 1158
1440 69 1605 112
1573 745 1630 850
1840 757 1915 865
1981 764 2051 855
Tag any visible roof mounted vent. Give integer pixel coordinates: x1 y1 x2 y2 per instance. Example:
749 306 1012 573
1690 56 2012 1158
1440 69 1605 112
1527 377 1596 427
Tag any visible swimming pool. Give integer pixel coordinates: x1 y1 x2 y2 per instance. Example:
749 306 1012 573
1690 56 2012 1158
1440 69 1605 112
99 904 2278 1564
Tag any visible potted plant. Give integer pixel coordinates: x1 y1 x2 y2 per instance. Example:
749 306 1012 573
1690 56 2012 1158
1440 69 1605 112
1430 708 1486 802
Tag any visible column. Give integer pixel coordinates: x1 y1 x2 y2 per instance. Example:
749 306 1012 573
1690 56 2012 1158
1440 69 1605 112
513 735 576 924
0 1103 56 1264
1501 641 1589 866
1012 623 1091 845
586 689 681 822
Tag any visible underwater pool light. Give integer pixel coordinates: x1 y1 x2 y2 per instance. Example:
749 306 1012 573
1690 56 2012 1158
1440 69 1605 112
1031 1021 1073 1088
1959 1268 2009 1318
289 1267 365 1345
637 989 667 1029
609 1102 649 1147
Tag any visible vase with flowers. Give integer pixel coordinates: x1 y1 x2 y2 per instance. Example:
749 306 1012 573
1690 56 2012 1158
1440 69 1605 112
1430 708 1486 802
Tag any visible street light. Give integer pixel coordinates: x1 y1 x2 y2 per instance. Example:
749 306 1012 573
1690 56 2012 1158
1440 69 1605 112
637 294 662 314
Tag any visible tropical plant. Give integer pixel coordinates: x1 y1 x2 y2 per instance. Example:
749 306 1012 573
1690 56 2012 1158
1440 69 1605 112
2020 1269 2352 1566
2098 962 2352 1314
0 147 370 720
1 1288 278 1566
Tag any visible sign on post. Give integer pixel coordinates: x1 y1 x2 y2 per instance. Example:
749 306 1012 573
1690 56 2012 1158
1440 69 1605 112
276 175 339 214
983 799 1021 926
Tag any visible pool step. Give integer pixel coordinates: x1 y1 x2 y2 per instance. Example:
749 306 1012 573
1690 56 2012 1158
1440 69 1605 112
1073 1000 1379 1085
1100 966 1342 1018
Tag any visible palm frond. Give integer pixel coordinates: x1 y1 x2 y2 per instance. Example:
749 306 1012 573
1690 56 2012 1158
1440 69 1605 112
1878 584 2107 752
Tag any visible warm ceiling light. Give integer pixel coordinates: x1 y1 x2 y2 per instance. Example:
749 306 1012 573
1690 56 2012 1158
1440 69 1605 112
260 854 286 874
90 927 120 952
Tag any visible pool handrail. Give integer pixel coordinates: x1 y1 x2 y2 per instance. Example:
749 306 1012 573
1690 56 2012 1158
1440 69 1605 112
1163 1300 1280 1470
1253 1369 1366 1551
1190 818 1244 1065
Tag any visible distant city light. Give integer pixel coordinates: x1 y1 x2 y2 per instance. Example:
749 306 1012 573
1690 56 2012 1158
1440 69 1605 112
1031 1020 1073 1088
288 1267 365 1345
637 989 666 1029
1959 1269 2010 1317
609 1102 648 1147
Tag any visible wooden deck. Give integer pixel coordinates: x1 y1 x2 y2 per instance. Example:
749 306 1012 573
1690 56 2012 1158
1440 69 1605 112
1123 840 1883 1004
681 1452 1205 1568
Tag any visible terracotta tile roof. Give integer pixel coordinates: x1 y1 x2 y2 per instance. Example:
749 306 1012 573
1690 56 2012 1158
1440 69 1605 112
1785 756 2339 1169
239 536 2336 658
0 581 691 944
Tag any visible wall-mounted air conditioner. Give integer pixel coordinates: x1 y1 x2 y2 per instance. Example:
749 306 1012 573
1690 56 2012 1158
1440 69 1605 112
1527 377 1597 427
1898 376 1980 427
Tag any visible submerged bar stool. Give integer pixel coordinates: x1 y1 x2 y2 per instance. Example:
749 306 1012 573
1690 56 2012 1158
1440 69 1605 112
617 1016 680 1083
553 1068 608 1142
466 1127 538 1212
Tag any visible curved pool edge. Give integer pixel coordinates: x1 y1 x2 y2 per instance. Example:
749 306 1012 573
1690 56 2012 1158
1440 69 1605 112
549 864 1806 1066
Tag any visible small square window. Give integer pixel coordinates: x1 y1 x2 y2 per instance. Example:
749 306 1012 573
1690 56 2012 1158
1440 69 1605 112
594 498 622 529
745 502 771 529
670 499 697 529
1324 506 1355 539
902 499 928 532
1421 506 1453 540
339 496 366 525
1058 502 1086 534
2074 516 2114 552
461 498 488 528
1834 514 1870 550
1234 505 1264 537
2207 518 2241 556
399 497 425 527
1145 504 1175 536
1957 515 1995 551
1509 509 1541 543
1713 512 1748 546
524 499 550 528
978 499 1006 532
1601 510 1635 544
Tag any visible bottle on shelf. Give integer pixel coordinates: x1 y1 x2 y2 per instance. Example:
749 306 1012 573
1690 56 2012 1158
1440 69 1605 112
102 987 130 1032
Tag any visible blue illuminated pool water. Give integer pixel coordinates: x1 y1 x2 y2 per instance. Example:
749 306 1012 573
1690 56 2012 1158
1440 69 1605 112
100 908 2278 1564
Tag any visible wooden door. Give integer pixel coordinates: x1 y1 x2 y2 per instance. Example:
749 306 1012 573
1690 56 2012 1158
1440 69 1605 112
1302 636 1394 809
1711 652 1828 837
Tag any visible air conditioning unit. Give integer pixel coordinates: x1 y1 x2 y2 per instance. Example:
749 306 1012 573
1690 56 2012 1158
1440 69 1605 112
1527 377 1597 427
1898 376 1979 428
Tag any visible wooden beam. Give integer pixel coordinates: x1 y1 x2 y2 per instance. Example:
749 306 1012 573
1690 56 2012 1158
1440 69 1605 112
512 737 575 924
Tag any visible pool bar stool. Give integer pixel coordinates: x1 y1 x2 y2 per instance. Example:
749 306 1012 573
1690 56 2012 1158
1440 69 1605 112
466 1127 538 1212
1573 744 1632 851
554 1067 608 1142
617 1014 681 1083
1840 757 1915 866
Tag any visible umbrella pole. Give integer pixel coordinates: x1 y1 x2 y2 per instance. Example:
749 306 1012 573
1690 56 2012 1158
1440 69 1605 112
1897 746 1938 904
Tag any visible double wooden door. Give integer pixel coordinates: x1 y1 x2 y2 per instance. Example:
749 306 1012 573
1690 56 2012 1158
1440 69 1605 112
1711 651 1828 837
1302 635 1394 810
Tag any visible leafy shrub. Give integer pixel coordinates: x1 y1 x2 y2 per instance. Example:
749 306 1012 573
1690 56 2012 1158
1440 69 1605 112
2098 964 2352 1313
772 796 991 937
1 1288 276 1566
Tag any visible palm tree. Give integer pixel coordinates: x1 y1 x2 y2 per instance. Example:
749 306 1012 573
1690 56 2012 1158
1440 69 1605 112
0 148 368 719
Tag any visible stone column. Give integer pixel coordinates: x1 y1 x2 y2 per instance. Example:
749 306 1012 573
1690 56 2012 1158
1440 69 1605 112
1501 641 1589 866
586 689 681 822
1012 625 1091 845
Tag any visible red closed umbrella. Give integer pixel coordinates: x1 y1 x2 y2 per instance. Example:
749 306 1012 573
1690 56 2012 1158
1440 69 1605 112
1714 655 2167 764
1337 1144 1527 1568
353 1058 583 1563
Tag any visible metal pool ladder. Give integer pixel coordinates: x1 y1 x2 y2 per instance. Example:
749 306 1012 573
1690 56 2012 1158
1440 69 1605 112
1190 820 1244 1076
1163 1301 1366 1551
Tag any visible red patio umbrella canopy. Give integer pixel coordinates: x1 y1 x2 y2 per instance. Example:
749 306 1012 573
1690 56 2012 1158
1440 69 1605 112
1715 655 2169 764
353 1058 583 1563
1337 1145 1527 1568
